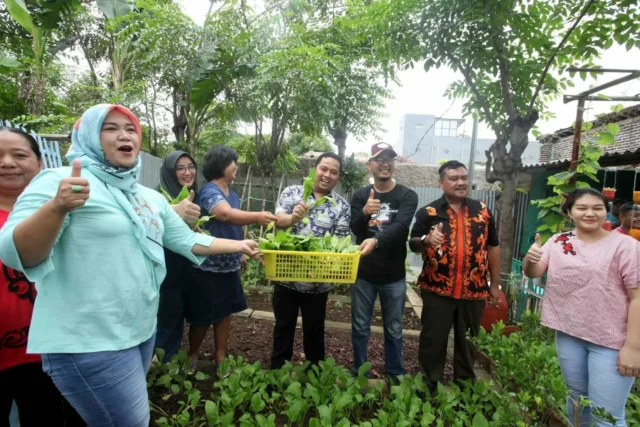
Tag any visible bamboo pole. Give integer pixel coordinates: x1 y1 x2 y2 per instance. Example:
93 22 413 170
275 173 285 211
243 171 253 239
239 166 252 211
259 172 268 235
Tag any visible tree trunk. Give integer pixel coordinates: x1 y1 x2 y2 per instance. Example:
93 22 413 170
485 115 538 285
150 81 159 155
328 120 348 159
497 174 517 287
171 85 187 143
28 68 46 116
80 39 99 88
334 131 347 160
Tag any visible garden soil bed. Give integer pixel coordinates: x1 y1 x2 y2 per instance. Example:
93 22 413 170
186 317 452 380
245 289 422 331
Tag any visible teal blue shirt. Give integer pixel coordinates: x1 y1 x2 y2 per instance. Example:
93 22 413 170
0 167 214 354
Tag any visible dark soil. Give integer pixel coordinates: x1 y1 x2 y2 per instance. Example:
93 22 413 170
188 316 453 381
245 289 422 331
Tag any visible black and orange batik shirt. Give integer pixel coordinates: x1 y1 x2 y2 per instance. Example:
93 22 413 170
410 196 499 300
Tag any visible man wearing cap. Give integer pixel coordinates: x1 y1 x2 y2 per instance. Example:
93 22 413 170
350 143 418 382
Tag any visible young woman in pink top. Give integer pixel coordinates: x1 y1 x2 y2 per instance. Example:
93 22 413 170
524 188 640 426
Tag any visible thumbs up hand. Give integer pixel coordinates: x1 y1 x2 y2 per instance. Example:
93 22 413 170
363 188 381 216
52 159 90 214
526 233 544 264
174 189 201 224
426 222 445 247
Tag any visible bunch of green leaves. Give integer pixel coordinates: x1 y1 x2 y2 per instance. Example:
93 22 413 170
160 185 212 233
258 230 359 254
531 106 621 244
626 389 640 426
341 154 368 196
242 257 266 288
474 314 567 423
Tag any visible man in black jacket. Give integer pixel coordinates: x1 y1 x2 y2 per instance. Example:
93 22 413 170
350 143 418 381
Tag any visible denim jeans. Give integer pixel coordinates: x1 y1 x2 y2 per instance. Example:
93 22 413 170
351 277 406 377
42 332 156 427
556 331 635 427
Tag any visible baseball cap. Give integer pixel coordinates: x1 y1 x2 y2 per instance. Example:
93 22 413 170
370 142 397 159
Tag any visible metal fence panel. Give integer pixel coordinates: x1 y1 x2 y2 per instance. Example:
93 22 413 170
512 191 530 260
1 119 63 169
139 152 163 190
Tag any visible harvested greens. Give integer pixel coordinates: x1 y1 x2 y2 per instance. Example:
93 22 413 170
258 229 359 253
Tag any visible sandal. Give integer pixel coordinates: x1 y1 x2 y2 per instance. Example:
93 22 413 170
188 360 198 375
214 361 231 379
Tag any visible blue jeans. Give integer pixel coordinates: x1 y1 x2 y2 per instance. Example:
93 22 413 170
351 278 406 376
556 331 635 427
42 332 156 427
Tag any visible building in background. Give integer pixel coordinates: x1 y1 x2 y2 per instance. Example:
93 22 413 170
396 113 540 166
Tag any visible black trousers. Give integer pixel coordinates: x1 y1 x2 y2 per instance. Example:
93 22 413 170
270 285 328 369
418 290 485 390
0 362 85 427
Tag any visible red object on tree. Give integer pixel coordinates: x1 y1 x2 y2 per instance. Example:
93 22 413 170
602 189 616 201
480 289 508 332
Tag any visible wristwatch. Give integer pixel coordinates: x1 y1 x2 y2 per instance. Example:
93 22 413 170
374 238 379 249
420 234 429 246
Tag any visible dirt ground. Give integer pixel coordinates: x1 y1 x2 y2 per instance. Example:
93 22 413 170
186 316 453 380
244 288 423 331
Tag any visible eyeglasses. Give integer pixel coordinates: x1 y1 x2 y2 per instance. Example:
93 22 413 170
176 165 196 173
372 157 396 164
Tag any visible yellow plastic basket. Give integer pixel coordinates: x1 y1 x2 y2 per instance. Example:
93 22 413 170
261 250 361 284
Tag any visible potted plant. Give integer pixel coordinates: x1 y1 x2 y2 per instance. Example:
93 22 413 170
634 191 640 204
602 187 616 201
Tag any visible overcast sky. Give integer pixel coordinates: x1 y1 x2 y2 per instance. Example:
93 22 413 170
177 0 640 155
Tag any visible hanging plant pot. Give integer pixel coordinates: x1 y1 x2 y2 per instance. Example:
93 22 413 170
602 221 613 231
630 229 640 241
634 191 640 204
602 188 616 201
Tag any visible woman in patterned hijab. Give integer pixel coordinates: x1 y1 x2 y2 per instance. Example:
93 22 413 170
0 104 260 426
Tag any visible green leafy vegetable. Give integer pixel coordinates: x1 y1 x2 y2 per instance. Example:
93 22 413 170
302 168 315 202
160 186 213 235
161 185 191 205
258 231 359 253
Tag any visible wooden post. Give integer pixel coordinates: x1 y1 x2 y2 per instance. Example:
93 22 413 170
573 400 580 427
239 166 252 211
243 172 253 239
568 98 586 184
259 173 268 235
275 173 285 211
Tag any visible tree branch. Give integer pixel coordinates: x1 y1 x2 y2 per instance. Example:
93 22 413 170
526 0 597 116
491 25 516 120
453 59 503 139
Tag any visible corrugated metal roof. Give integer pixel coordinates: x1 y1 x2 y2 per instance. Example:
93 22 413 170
522 147 640 170
538 103 640 144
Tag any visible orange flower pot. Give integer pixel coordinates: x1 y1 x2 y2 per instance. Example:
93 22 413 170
630 229 640 241
634 191 640 204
